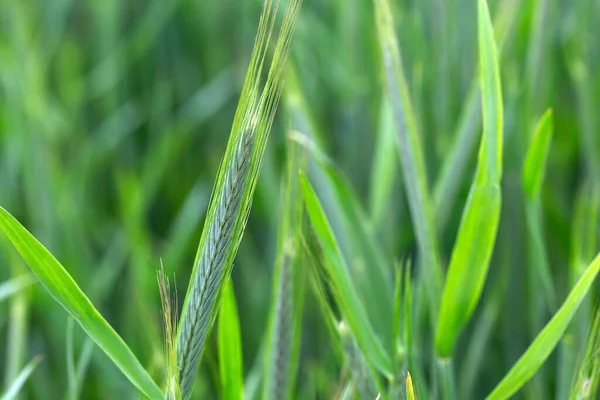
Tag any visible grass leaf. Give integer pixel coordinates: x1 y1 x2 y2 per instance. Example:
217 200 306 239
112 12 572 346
300 172 393 377
290 131 394 353
486 252 600 400
0 207 163 400
373 0 443 313
522 109 553 199
1 355 42 400
218 280 243 400
435 0 503 357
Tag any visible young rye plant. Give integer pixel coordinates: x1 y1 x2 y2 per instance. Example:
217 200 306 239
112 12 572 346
2 0 600 398
0 0 301 398
176 0 301 397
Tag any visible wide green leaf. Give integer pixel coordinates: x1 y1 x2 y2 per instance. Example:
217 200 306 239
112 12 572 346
435 0 503 357
486 252 600 400
0 206 163 400
300 172 393 377
218 280 243 400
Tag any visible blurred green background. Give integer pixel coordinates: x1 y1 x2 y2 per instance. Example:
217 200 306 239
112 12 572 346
0 0 599 398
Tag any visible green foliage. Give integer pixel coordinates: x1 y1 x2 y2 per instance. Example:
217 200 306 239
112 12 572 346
300 172 393 377
487 253 600 400
0 207 163 400
522 109 554 200
373 0 443 315
218 281 243 400
1 356 43 400
436 0 503 358
1 0 600 398
263 139 305 400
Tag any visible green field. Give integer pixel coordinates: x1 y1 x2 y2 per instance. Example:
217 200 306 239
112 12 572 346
1 0 599 399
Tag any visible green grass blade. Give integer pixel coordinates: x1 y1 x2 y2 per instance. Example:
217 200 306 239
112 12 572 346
3 255 29 396
436 183 501 357
522 109 556 323
66 318 76 400
403 264 413 372
218 280 243 400
1 356 42 400
64 337 93 400
264 139 305 400
435 0 503 357
373 0 443 313
0 206 163 400
432 0 520 233
0 275 34 303
300 172 393 377
369 96 398 229
522 109 553 200
486 252 600 400
290 131 394 353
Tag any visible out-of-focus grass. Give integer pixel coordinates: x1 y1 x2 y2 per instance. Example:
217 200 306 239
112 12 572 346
0 0 599 398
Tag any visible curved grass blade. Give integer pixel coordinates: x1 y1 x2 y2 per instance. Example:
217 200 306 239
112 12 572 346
435 0 503 357
486 252 600 400
522 109 555 345
300 172 393 377
1 355 42 400
432 0 520 234
218 280 243 400
369 96 398 229
289 131 394 353
176 1 302 397
0 206 163 400
373 0 443 314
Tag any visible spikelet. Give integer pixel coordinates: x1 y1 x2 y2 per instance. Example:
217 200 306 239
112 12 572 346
158 263 180 400
176 1 302 398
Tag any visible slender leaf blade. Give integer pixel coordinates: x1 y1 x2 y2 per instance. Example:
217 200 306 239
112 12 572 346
435 0 503 357
0 206 163 400
300 172 393 377
218 280 243 400
373 0 443 313
486 252 600 400
1 356 42 400
522 109 553 199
